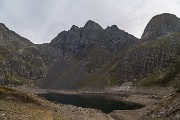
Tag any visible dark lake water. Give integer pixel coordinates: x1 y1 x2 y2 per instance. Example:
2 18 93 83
39 93 145 113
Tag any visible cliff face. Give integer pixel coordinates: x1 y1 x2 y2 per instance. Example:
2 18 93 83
0 24 46 85
42 21 137 89
0 13 180 89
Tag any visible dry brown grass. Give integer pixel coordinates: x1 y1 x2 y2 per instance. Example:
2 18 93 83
0 86 65 120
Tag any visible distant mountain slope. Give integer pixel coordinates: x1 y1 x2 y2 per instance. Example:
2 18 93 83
0 13 179 90
43 13 180 89
103 13 180 88
42 20 137 89
0 24 46 86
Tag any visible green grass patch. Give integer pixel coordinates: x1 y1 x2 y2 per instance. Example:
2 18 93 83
135 72 166 86
135 32 180 49
3 74 35 86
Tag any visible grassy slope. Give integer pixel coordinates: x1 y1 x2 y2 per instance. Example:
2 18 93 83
79 48 129 87
0 87 65 120
76 32 180 89
135 33 180 88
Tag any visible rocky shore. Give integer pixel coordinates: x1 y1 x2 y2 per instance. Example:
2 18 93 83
11 85 176 120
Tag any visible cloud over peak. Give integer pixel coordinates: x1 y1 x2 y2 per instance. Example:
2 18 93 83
0 0 180 43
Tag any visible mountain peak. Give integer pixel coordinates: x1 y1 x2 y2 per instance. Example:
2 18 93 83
147 13 180 27
142 13 180 39
0 23 9 30
106 25 120 31
152 13 178 20
70 25 79 31
84 20 103 30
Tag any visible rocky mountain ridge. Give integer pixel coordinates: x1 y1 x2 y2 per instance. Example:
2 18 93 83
43 20 138 89
0 23 45 85
0 13 179 90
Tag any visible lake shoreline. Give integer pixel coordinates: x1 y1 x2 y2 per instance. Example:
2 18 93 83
12 85 173 96
12 85 174 120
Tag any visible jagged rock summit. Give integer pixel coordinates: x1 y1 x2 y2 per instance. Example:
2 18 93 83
50 20 136 58
0 13 180 90
44 20 137 89
84 20 103 30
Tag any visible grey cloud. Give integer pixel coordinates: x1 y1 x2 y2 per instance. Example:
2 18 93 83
0 0 180 43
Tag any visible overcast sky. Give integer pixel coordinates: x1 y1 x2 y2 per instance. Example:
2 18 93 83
0 0 180 44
